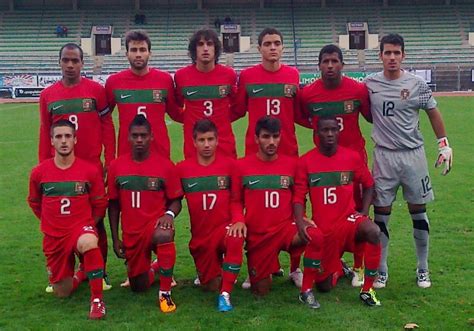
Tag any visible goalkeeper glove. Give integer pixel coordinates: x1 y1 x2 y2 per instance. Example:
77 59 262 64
435 137 452 175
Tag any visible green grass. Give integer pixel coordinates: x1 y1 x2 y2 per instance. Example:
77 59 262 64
0 97 473 330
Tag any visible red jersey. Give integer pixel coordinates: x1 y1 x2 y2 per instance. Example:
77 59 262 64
174 64 237 159
234 64 303 157
28 157 107 238
177 156 234 238
294 146 374 234
38 78 115 168
231 154 297 235
300 76 370 153
108 153 183 236
105 68 181 159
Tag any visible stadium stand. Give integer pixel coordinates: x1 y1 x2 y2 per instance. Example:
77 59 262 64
0 2 473 90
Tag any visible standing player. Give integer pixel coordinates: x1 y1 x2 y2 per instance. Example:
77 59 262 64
234 27 306 284
38 43 115 292
365 34 453 289
234 27 306 157
231 116 324 307
174 29 238 159
28 120 108 319
177 119 244 312
108 115 183 313
299 44 371 286
105 30 181 159
294 116 382 307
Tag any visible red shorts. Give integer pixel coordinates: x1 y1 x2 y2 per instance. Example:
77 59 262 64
189 225 229 285
246 222 301 284
43 224 98 284
316 213 369 282
123 222 155 278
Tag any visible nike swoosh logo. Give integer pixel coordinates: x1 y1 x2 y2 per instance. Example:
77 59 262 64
312 107 323 112
249 180 260 185
252 88 263 94
52 105 63 110
422 192 431 198
370 90 380 94
310 178 321 183
90 271 102 278
228 266 240 271
44 186 55 192
121 180 129 185
120 94 131 99
186 90 198 96
187 183 198 188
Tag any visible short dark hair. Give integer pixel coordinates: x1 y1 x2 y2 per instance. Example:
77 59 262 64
193 118 218 139
129 114 151 133
125 30 151 52
188 29 221 64
258 27 283 46
255 116 281 136
380 33 404 53
318 44 343 65
316 115 338 131
51 119 76 137
59 43 83 61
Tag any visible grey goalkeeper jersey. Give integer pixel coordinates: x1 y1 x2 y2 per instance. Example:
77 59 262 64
365 71 437 150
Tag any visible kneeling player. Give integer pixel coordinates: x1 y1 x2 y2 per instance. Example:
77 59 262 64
108 115 183 313
28 120 107 319
294 116 382 306
231 116 324 306
177 119 244 312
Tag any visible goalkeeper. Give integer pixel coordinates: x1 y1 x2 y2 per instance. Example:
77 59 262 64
364 33 453 290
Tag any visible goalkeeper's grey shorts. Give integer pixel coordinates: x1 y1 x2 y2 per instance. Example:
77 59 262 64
372 145 434 206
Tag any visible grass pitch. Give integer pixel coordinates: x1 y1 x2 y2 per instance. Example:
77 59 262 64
0 97 472 330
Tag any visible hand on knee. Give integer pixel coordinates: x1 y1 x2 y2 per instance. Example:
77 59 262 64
152 229 174 245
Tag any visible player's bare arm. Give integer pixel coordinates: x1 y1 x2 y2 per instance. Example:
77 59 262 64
155 198 182 230
108 199 125 258
360 185 374 216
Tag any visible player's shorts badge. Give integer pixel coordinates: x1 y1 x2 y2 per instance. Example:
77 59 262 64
344 100 355 113
82 98 94 112
218 85 229 97
148 177 160 190
284 84 296 98
152 90 163 103
217 176 229 190
75 181 86 194
401 89 410 100
340 172 352 185
280 175 291 189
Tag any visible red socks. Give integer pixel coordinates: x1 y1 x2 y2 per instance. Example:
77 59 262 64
221 236 244 294
83 247 104 300
362 242 381 291
155 242 176 292
301 227 324 292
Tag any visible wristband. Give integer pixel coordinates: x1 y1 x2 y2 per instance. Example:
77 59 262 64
165 210 175 219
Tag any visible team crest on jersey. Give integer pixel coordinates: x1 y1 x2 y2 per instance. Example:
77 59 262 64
284 84 296 98
280 176 290 189
344 100 355 113
217 176 229 190
75 181 86 194
152 90 163 103
148 177 160 190
340 172 351 185
401 89 410 100
218 85 229 97
82 98 93 112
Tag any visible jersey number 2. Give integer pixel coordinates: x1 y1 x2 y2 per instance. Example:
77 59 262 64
60 198 71 214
